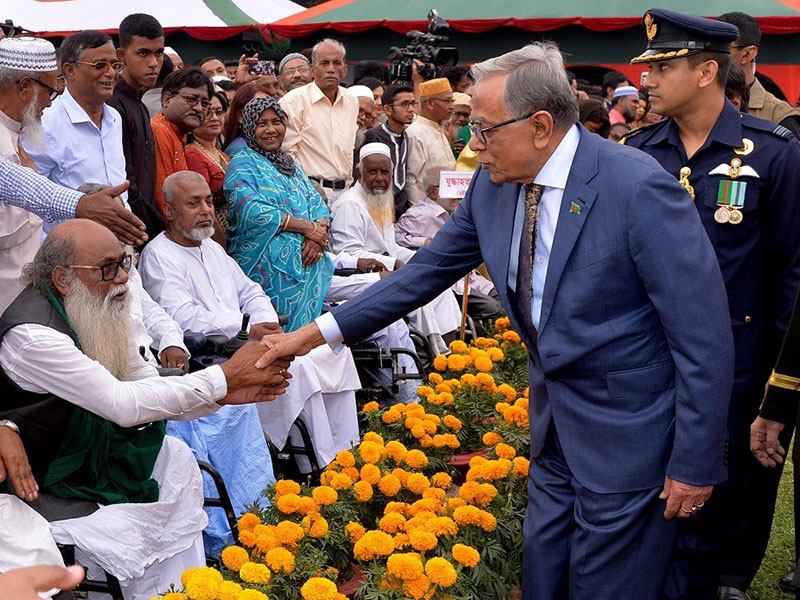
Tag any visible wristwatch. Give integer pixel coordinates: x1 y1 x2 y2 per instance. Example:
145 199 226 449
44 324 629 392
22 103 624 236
0 419 19 434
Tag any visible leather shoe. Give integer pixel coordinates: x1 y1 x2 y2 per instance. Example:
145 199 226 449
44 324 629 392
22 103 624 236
778 569 797 594
717 587 750 600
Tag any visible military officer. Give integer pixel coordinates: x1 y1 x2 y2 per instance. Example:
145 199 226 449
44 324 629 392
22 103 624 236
622 9 800 600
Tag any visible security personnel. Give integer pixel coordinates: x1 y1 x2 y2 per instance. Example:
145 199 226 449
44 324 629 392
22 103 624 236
622 8 800 600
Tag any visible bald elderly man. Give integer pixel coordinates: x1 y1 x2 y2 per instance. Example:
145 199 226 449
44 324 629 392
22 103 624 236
0 219 290 597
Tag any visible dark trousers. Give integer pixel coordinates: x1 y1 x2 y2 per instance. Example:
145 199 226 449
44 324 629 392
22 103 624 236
523 425 677 600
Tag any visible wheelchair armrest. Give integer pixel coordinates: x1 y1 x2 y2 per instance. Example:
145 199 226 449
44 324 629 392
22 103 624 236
183 331 208 355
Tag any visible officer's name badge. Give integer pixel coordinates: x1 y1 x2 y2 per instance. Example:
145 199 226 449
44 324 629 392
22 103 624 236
715 179 746 225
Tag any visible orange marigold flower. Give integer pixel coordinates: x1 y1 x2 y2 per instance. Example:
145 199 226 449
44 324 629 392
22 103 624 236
446 354 466 372
363 431 384 446
300 577 339 600
473 483 498 507
238 529 257 547
452 544 480 568
385 440 408 463
423 487 446 503
363 401 380 414
335 450 356 468
447 497 467 510
387 552 425 581
402 574 432 600
238 512 261 532
239 561 271 584
411 424 427 439
345 520 366 543
275 520 304 545
312 485 338 506
427 372 443 385
495 316 510 332
255 532 280 554
449 340 468 354
359 440 385 464
487 347 504 362
442 415 462 431
360 463 382 485
477 510 497 532
220 545 249 572
502 330 521 343
425 516 458 537
495 443 517 460
434 383 452 394
319 470 334 486
330 473 353 491
409 529 438 552
379 511 407 534
382 409 401 424
353 530 395 561
404 449 429 469
442 433 460 449
504 405 529 427
237 590 268 600
419 434 435 448
417 385 435 399
274 479 301 498
432 355 448 371
342 466 361 482
513 456 531 478
460 373 477 386
378 474 402 497
276 493 301 514
482 432 502 446
353 480 374 502
498 383 517 401
405 473 431 495
425 557 457 587
301 513 329 538
265 547 295 573
431 473 452 489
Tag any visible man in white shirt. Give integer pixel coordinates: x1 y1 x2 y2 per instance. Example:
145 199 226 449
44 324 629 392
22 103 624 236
0 218 290 598
139 171 361 473
279 39 358 203
329 144 461 355
23 30 128 235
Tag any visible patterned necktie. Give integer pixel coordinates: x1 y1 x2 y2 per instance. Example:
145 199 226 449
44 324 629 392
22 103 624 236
515 183 545 334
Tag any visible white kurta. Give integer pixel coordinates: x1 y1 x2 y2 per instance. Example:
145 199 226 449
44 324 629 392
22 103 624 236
329 184 462 339
0 110 43 314
405 116 455 205
139 233 361 466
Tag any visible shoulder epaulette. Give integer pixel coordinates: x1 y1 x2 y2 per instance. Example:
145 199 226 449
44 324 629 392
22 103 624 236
741 112 797 141
772 124 795 140
618 121 659 145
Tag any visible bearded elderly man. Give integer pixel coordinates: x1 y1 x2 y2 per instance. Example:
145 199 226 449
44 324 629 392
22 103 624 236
0 37 57 315
256 42 733 599
329 143 461 355
140 171 360 505
0 219 290 598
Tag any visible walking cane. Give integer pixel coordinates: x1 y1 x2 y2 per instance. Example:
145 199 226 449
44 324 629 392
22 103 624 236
460 272 471 341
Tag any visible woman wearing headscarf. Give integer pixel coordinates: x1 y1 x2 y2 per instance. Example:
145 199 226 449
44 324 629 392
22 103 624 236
223 96 333 331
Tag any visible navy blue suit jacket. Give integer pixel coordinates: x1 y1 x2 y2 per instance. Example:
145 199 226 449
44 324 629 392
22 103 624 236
332 126 734 494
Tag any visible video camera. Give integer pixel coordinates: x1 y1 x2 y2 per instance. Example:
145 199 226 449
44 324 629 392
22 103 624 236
388 9 459 84
0 20 25 38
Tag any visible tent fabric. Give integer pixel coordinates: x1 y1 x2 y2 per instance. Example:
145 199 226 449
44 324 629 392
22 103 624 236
4 0 303 38
269 0 800 36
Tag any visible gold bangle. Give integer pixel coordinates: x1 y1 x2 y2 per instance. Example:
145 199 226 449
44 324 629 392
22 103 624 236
768 371 800 391
284 214 291 230
311 222 318 236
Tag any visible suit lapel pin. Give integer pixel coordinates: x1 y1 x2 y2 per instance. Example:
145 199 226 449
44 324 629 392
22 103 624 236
569 202 581 215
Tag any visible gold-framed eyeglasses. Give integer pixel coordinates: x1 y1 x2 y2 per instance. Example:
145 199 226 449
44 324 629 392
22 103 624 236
71 60 124 73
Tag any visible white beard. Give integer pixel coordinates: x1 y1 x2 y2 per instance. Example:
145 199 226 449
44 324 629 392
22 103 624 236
363 187 395 233
181 225 214 242
64 279 134 381
20 97 45 152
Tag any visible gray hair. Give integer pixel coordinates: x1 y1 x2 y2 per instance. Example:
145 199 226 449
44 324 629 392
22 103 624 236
422 167 445 192
163 170 206 205
311 38 346 64
279 52 309 74
0 65 36 90
76 182 109 195
470 42 579 132
22 235 75 296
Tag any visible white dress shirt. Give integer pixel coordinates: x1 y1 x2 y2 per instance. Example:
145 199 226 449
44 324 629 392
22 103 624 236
22 87 128 233
405 116 455 205
394 196 449 249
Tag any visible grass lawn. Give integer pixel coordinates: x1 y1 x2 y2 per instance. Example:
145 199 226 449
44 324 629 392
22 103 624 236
750 450 795 600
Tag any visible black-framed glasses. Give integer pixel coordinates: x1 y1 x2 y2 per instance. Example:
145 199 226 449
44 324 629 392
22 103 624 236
390 100 419 109
177 93 211 110
16 77 58 101
469 112 534 145
71 59 123 73
68 254 132 281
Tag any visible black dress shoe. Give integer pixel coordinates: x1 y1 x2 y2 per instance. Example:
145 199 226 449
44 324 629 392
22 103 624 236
778 569 798 594
717 587 750 600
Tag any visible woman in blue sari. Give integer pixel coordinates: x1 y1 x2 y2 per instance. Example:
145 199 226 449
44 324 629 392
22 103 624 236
224 97 333 331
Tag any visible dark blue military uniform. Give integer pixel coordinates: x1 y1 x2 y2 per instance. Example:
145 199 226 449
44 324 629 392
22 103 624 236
624 8 800 600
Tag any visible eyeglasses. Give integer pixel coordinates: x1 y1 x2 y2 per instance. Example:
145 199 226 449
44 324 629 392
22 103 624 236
69 254 133 281
390 100 419 109
177 93 211 110
282 66 309 75
469 112 534 145
207 108 226 118
71 60 124 73
16 77 59 101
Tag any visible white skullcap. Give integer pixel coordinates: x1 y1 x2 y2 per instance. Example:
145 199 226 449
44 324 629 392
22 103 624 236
164 46 179 56
211 75 232 83
0 36 57 72
613 85 639 99
359 142 392 162
279 52 309 73
348 85 374 100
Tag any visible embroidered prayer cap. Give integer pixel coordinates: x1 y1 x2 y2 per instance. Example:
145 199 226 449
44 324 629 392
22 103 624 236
279 52 309 73
613 86 639 99
452 92 472 107
348 85 374 100
631 8 739 64
359 142 392 162
0 36 57 72
419 77 452 97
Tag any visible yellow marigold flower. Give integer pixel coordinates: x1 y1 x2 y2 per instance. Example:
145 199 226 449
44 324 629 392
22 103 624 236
404 449 429 469
513 456 530 478
297 496 320 516
431 472 452 489
473 483 498 507
449 339 468 354
447 497 466 510
302 513 329 538
482 432 502 446
421 420 437 435
360 463 381 485
221 545 249 572
382 409 401 424
498 383 517 401
388 552 425 581
434 382 452 393
427 372 443 385
452 544 480 568
476 372 494 386
446 354 466 372
359 440 385 464
237 590 269 600
515 397 529 410
379 511 407 534
342 466 361 482
265 547 295 573
411 424 427 439
425 557 457 587
255 533 279 554
502 330 521 343
409 529 438 551
417 385 435 399
393 532 410 549
384 441 408 463
185 578 218 600
183 566 222 587
405 473 431 495
504 406 529 427
363 401 380 413
275 520 304 545
319 470 334 486
425 516 458 537
239 561 271 585
274 479 301 498
420 435 435 448
477 510 497 532
164 594 188 600
487 347 504 362
452 505 480 525
495 316 510 332
441 415 461 431
300 577 339 600
469 455 488 468
330 473 353 491
353 480 374 502
402 574 432 600
422 487 446 503
459 481 479 502
275 493 301 514
237 513 261 532
378 473 402 496
217 581 243 600
335 450 356 468
311 485 338 506
363 431 384 446
353 530 395 560
432 354 448 371
460 373 477 386
495 443 517 460
346 521 366 543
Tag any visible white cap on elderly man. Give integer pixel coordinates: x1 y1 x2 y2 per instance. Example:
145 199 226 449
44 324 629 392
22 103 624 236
348 85 374 100
0 36 57 71
613 85 639 99
359 142 392 162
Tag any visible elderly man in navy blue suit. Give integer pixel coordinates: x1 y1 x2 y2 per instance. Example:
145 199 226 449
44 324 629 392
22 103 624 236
256 42 734 599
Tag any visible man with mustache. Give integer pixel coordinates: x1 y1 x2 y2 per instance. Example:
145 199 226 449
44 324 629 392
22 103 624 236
0 218 291 597
151 68 213 214
0 37 58 315
108 13 166 239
